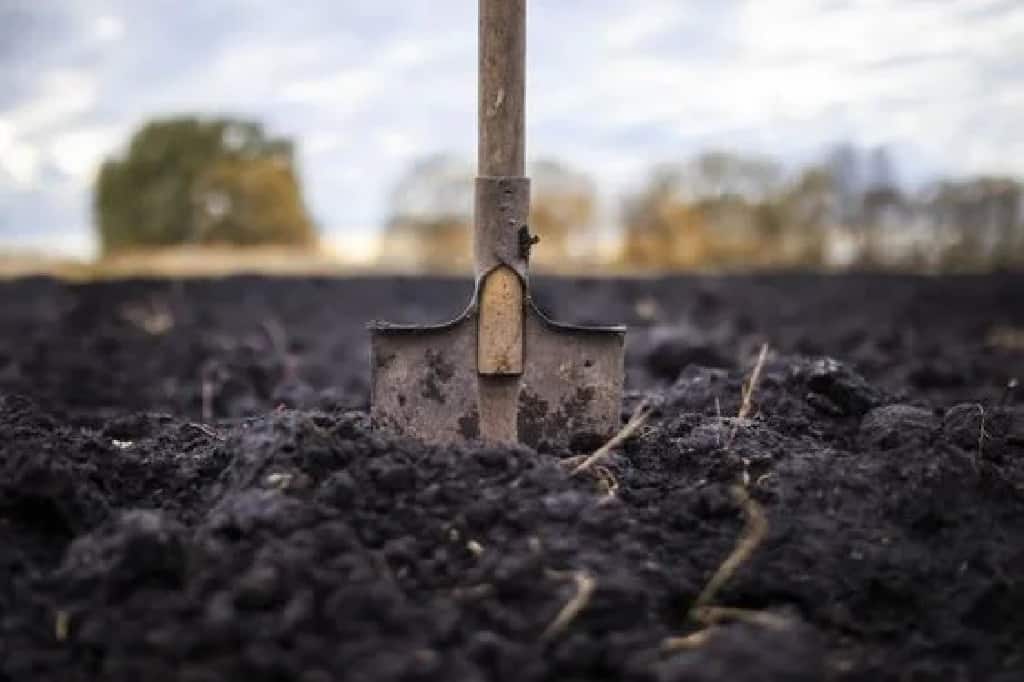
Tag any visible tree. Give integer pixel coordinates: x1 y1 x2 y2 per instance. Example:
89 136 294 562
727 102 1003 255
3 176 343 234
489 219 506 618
380 156 599 271
826 143 863 226
773 166 835 265
621 153 838 270
380 155 474 271
94 117 317 253
687 151 782 203
621 165 712 270
926 177 1024 269
529 160 597 269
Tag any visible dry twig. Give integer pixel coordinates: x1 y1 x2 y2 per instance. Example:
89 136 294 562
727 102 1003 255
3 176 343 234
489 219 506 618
565 400 653 476
662 629 713 651
55 610 69 642
725 344 769 449
691 485 768 613
662 486 771 651
692 605 790 630
663 606 790 652
541 570 597 641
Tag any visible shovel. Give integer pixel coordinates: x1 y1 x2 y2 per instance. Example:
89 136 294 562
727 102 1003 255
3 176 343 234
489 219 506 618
370 0 625 449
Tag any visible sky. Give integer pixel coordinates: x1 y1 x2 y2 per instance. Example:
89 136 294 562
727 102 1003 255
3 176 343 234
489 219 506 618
0 0 1022 259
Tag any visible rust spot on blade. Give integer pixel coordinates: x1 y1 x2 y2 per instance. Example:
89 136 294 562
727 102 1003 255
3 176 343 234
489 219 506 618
421 374 445 404
426 349 455 383
561 386 596 422
517 390 549 448
459 410 481 440
421 349 457 404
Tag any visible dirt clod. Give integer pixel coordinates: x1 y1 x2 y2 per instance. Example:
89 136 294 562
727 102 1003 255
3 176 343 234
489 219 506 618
859 404 938 449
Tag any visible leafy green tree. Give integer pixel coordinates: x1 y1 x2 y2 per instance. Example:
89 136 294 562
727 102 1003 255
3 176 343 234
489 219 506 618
94 117 316 253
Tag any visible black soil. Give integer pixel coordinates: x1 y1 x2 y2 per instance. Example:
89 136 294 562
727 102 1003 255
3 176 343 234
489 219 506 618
1 273 1023 681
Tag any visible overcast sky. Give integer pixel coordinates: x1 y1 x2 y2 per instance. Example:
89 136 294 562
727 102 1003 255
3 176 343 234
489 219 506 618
1 0 1022 258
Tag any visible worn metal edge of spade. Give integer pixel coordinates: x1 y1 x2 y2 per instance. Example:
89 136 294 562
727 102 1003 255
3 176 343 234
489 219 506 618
366 277 627 336
368 270 626 450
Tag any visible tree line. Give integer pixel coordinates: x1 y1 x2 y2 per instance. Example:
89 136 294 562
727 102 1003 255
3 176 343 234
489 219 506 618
93 117 1023 271
384 145 1024 272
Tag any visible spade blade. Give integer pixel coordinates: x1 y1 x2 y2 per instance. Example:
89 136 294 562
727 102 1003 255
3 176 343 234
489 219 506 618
370 299 624 450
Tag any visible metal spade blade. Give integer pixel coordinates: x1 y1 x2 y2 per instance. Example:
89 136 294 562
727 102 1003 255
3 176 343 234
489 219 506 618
371 295 624 450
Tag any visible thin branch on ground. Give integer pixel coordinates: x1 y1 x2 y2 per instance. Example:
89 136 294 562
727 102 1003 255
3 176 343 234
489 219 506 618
725 344 769 449
541 570 597 641
691 485 768 613
663 606 790 652
565 400 653 476
55 610 69 642
662 485 771 652
692 605 790 630
662 629 713 651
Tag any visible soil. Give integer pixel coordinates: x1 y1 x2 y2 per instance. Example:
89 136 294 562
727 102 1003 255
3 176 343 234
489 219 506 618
1 272 1023 681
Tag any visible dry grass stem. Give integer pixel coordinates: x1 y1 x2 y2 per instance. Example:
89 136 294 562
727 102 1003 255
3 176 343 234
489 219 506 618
726 344 769 449
662 629 713 651
692 605 790 630
452 584 494 600
662 606 790 652
55 610 69 642
691 485 768 613
662 488 771 653
567 400 653 476
541 571 597 641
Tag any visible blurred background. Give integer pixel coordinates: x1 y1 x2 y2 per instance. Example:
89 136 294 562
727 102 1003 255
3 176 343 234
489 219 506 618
1 0 1022 277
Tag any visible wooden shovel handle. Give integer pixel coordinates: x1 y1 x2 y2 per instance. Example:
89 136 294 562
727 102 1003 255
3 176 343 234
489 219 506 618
477 0 527 377
479 0 526 178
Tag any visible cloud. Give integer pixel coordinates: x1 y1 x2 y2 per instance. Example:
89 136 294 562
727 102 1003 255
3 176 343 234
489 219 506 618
0 120 41 188
93 14 125 43
0 0 1021 258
